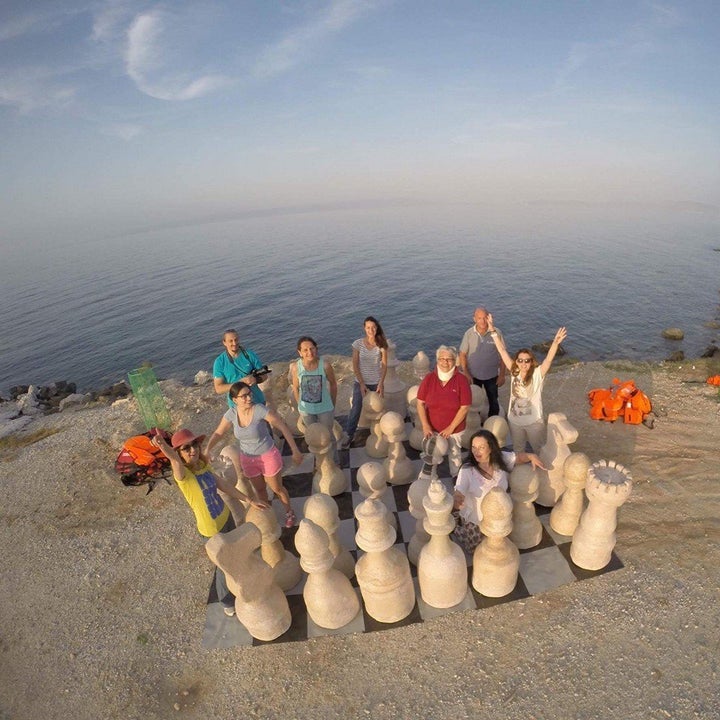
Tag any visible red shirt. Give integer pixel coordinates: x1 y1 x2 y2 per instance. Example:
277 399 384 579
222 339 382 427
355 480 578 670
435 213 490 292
417 371 472 433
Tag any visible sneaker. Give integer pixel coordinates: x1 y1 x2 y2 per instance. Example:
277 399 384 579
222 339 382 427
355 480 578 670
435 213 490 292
222 604 236 617
285 509 297 528
340 434 352 450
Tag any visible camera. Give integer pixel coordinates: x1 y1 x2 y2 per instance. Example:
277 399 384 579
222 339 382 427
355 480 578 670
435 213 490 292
251 365 272 383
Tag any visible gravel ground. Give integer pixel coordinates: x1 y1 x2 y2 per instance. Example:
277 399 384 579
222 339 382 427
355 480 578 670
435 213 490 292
1 357 719 720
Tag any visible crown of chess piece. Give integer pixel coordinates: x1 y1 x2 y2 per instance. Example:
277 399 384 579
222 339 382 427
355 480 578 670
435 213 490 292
354 497 415 623
472 487 520 598
412 351 430 379
570 459 632 571
205 523 291 641
483 415 510 449
295 519 360 629
356 461 397 531
379 411 414 485
305 421 348 496
418 478 468 608
245 505 302 591
537 412 579 506
303 493 355 578
550 452 590 537
363 391 389 458
508 463 543 549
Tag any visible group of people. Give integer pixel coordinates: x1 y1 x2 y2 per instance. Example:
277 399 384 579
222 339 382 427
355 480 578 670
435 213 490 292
153 308 567 612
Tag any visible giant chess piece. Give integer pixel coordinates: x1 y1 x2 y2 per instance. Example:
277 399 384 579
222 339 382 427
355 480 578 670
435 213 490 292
537 412 578 506
472 487 519 597
461 385 487 449
354 498 415 623
246 506 302 591
295 519 360 629
406 434 448 565
570 460 632 570
484 415 510 449
214 444 252 526
508 464 542 549
363 391 389 458
381 340 407 417
205 523 291 641
406 385 423 451
306 422 347 496
550 452 590 536
412 351 430 380
418 479 468 608
285 381 303 435
356 461 397 531
303 493 355 578
379 411 414 485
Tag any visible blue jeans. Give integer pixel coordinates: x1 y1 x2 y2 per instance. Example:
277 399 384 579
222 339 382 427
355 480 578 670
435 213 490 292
344 382 378 440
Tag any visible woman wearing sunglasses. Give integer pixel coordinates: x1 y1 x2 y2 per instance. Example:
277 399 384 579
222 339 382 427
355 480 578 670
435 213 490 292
152 428 269 616
486 313 567 453
206 381 304 528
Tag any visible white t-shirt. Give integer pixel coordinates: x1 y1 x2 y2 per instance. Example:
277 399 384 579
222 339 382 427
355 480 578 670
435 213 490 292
454 451 516 526
508 367 544 426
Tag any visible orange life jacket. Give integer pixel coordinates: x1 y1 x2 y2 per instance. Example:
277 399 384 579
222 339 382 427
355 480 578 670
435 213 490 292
588 378 652 424
707 375 720 387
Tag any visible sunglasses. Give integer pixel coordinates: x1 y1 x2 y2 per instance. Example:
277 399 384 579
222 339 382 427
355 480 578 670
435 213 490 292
179 441 198 453
517 358 532 364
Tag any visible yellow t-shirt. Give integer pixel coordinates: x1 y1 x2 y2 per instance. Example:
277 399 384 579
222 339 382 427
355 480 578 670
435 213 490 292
175 464 229 537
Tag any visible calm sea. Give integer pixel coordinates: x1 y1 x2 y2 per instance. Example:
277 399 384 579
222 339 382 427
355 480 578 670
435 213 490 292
1 203 719 394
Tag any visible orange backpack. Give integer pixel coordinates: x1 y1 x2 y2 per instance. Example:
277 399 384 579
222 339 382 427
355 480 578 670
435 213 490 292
114 429 172 493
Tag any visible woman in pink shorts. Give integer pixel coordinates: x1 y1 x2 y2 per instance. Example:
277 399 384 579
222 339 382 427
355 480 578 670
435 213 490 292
206 381 303 527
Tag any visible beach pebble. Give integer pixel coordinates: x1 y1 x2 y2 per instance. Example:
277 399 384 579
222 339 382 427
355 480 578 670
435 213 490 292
194 370 212 385
661 327 684 340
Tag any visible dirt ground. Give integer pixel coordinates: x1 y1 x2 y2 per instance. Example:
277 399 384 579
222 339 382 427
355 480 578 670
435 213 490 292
1 357 718 720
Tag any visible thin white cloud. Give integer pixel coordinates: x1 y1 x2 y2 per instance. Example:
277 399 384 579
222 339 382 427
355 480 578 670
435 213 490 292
92 0 140 43
0 66 76 113
254 0 374 79
101 122 143 140
0 5 86 42
124 8 232 101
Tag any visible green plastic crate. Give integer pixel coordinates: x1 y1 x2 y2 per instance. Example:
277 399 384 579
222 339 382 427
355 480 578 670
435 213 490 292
127 366 172 431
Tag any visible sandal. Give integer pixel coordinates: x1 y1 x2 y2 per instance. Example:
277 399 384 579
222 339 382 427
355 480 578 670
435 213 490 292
284 509 296 528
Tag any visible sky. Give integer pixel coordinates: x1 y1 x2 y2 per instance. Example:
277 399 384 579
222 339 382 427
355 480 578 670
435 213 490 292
1 0 719 246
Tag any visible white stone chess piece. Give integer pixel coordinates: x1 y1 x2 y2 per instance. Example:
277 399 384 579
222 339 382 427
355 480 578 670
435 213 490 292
472 487 519 597
205 523 291 641
354 498 415 623
406 385 423 451
214 444 252 526
363 391 389 458
406 434 448 565
570 460 632 570
356 461 397 531
381 340 407 417
537 412 579 506
295 519 360 629
461 385 487 449
412 351 430 379
550 452 590 536
285 380 302 435
508 463 543 549
418 479 468 608
483 415 510 449
379 411 414 485
246 506 302 591
303 493 355 578
306 422 347 496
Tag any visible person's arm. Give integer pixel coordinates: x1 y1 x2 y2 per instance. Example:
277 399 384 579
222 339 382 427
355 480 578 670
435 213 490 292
377 347 388 396
289 362 300 406
415 398 433 438
486 313 513 372
205 416 232 458
515 451 547 471
214 473 269 509
453 468 468 510
538 327 567 377
325 359 337 407
151 434 186 482
266 409 304 465
440 405 469 438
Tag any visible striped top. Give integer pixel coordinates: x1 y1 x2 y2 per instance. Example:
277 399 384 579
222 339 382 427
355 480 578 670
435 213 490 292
352 338 382 384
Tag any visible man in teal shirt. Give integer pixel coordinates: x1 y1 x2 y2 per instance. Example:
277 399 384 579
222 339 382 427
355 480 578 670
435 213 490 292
212 329 266 407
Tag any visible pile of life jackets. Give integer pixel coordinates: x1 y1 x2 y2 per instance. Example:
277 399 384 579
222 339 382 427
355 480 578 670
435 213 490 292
588 378 652 425
707 375 720 387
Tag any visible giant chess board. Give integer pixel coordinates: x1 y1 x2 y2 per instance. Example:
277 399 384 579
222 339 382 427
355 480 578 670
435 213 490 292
202 426 623 649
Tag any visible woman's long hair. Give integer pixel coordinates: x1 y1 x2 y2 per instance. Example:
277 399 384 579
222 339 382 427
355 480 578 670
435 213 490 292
465 429 509 472
364 316 388 350
511 348 538 386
